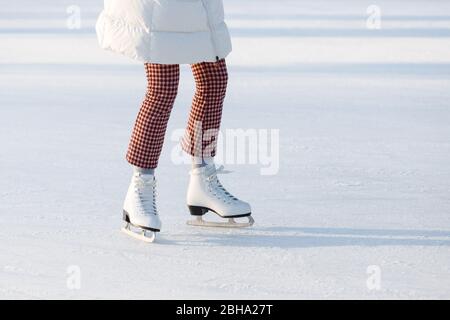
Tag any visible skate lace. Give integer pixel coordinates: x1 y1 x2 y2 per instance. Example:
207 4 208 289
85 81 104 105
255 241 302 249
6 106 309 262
134 175 157 215
206 166 238 203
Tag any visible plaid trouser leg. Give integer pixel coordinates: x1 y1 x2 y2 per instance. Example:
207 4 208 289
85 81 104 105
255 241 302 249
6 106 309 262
126 63 180 169
181 59 228 159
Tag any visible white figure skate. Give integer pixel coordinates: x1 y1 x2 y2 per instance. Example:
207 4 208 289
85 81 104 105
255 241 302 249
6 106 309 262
122 172 161 242
186 164 254 228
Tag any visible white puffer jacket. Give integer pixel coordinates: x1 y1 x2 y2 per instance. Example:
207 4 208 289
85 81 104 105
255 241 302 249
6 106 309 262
96 0 232 64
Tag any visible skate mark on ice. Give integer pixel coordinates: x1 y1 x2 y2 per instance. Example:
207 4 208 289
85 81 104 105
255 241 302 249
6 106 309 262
175 226 450 249
261 227 450 238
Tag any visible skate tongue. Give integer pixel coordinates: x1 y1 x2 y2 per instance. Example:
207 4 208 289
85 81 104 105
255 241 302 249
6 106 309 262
205 164 232 175
134 174 156 190
205 164 217 175
191 164 232 176
136 172 154 178
215 165 233 175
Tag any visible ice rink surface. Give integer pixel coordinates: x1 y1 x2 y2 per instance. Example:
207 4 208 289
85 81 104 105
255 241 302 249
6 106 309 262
0 0 449 299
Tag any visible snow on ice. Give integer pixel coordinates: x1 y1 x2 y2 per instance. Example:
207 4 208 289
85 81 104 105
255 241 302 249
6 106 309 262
0 0 449 299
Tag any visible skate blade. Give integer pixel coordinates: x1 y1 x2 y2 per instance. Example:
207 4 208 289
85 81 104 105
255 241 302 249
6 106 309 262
121 225 156 243
187 215 255 228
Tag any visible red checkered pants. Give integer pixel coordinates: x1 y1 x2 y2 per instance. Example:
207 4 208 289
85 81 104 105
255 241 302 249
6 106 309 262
126 59 228 169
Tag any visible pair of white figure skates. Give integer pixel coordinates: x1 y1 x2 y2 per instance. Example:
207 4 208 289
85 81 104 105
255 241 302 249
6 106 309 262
122 164 254 242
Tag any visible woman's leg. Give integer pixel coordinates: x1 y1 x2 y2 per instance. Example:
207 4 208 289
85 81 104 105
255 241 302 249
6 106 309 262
127 63 180 169
182 59 228 163
182 61 252 226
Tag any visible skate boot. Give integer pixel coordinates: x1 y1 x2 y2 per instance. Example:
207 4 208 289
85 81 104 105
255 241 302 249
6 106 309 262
122 172 161 242
186 164 254 228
